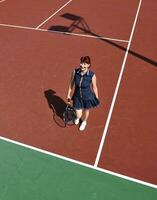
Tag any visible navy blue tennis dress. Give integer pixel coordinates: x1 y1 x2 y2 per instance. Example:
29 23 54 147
72 68 100 109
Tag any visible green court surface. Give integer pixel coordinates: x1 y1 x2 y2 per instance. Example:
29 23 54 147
0 139 156 200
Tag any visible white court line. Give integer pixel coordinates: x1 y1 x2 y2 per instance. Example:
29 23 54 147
48 30 129 43
36 0 73 29
0 23 38 31
94 0 143 167
0 136 156 189
0 23 129 43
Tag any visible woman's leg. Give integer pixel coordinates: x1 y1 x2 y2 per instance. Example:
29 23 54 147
79 109 89 131
74 109 83 125
82 109 90 122
76 109 83 119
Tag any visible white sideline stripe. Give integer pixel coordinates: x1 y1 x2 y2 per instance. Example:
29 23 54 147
0 136 156 189
94 0 143 167
0 23 129 43
48 30 129 43
0 23 39 30
36 0 73 29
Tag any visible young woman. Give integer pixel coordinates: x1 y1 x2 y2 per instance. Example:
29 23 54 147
67 56 100 131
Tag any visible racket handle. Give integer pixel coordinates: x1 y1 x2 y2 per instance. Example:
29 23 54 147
67 98 71 104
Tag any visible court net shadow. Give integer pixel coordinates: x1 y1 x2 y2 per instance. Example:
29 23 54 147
49 13 91 34
44 89 66 128
48 13 157 68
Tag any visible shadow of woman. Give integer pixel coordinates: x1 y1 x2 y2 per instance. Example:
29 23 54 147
44 89 67 127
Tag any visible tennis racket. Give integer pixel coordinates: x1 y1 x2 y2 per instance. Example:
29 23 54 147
63 103 76 126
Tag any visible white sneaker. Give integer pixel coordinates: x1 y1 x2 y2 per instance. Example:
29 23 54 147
79 121 87 131
74 118 80 125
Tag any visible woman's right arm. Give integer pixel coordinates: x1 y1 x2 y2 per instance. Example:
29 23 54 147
67 70 75 100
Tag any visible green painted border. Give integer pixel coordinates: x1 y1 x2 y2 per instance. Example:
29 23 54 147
0 139 156 200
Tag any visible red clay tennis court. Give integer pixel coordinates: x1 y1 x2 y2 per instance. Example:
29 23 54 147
0 0 157 198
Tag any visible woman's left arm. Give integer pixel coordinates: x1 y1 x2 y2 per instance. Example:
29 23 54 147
92 74 99 99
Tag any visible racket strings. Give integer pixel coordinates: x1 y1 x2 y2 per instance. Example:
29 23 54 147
63 105 76 125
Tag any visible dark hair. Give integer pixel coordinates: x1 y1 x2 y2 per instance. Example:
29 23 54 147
80 56 91 65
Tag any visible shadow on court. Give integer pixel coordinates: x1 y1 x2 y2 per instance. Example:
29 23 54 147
44 89 66 128
48 13 157 67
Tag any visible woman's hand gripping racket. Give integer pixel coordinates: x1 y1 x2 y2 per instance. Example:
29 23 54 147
63 99 76 126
